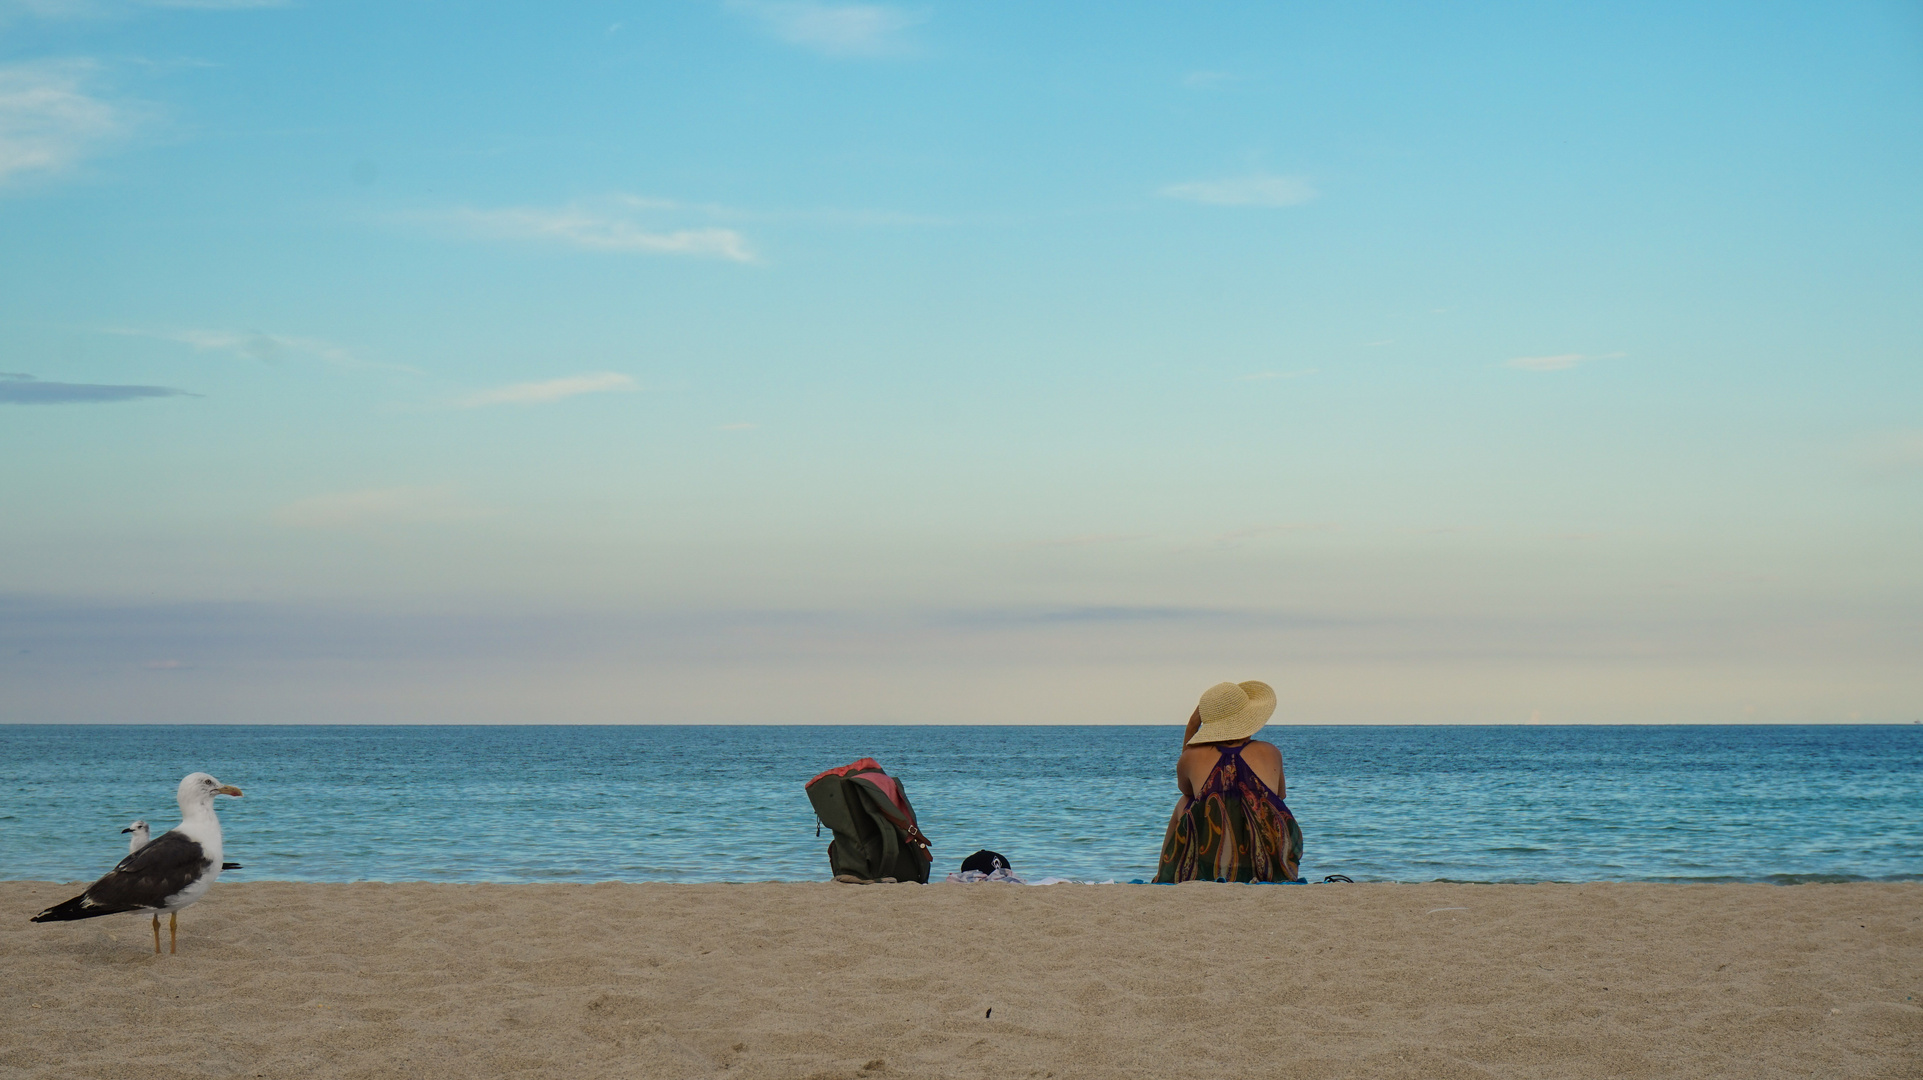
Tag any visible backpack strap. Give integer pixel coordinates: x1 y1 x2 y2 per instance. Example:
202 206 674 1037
849 775 932 857
852 782 902 871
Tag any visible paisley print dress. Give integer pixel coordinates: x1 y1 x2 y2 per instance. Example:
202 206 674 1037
1154 741 1303 883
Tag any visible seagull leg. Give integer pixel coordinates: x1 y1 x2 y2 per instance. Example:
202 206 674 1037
152 913 160 955
169 912 177 955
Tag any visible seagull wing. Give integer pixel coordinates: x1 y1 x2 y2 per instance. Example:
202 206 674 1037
31 831 213 922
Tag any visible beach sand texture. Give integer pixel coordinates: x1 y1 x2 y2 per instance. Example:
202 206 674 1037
2 881 1916 1079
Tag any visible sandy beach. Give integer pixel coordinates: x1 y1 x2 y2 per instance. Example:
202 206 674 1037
2 880 1916 1079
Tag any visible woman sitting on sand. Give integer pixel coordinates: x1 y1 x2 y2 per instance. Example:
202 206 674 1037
1154 680 1303 883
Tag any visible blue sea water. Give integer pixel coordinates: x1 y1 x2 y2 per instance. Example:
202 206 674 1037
1 725 1918 885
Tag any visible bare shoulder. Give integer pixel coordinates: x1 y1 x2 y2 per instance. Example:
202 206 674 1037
1244 740 1284 766
1178 744 1219 769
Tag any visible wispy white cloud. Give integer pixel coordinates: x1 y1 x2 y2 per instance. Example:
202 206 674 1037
110 327 376 369
1506 353 1582 371
273 486 492 529
425 193 937 254
0 60 122 186
0 0 101 17
1161 173 1317 208
728 1 928 57
1504 351 1624 371
443 199 755 262
453 372 637 409
1237 368 1318 382
2 0 286 13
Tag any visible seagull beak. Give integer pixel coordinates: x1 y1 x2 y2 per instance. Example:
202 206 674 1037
121 827 135 833
217 785 243 797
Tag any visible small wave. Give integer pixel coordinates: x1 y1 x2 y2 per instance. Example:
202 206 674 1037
1641 872 1923 886
1402 873 1923 886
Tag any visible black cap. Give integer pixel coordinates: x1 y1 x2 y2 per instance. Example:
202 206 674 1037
960 849 1011 874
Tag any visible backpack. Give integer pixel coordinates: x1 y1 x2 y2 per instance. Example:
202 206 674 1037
805 758 934 883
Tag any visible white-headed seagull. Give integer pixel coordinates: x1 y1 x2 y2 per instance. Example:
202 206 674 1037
121 817 237 869
34 773 242 954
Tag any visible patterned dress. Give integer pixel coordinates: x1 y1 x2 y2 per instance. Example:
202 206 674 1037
1155 741 1303 883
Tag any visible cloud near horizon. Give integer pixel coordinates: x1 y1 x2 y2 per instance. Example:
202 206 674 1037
1211 521 1340 546
272 486 491 529
0 59 122 187
1505 351 1625 371
1004 532 1144 551
453 372 638 408
445 201 755 261
728 1 928 57
1858 429 1923 475
0 371 194 403
1161 173 1318 207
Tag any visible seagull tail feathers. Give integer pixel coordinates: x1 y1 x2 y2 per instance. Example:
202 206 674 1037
31 892 125 922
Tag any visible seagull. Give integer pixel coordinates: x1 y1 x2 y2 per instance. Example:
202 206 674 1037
34 773 242 954
122 818 240 869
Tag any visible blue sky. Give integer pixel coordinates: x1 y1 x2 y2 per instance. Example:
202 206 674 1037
2 1 1918 723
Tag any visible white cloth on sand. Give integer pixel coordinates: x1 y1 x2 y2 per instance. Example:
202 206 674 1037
943 868 1027 884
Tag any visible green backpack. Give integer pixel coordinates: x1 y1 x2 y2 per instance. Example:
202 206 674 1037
805 758 933 883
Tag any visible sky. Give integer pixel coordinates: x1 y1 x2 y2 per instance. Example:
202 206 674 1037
1 1 1919 724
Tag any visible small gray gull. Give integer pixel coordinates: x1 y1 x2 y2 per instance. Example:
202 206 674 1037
34 773 242 954
123 818 239 869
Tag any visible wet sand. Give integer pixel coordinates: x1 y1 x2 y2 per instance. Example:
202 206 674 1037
2 880 1917 1079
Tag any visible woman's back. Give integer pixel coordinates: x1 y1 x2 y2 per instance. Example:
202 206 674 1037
1178 738 1284 799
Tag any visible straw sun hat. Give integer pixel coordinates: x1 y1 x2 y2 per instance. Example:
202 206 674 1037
1185 680 1277 745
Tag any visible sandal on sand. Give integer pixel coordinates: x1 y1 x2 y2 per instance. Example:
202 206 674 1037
1321 874 1354 883
834 873 873 884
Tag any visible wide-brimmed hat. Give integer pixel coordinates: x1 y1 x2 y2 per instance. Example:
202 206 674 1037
1185 680 1277 745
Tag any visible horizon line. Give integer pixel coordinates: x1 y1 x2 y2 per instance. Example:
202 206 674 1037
2 721 1915 728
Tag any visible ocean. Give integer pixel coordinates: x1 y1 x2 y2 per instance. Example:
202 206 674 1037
1 724 1917 885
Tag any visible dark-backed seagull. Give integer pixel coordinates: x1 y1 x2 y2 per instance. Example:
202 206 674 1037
34 773 242 954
